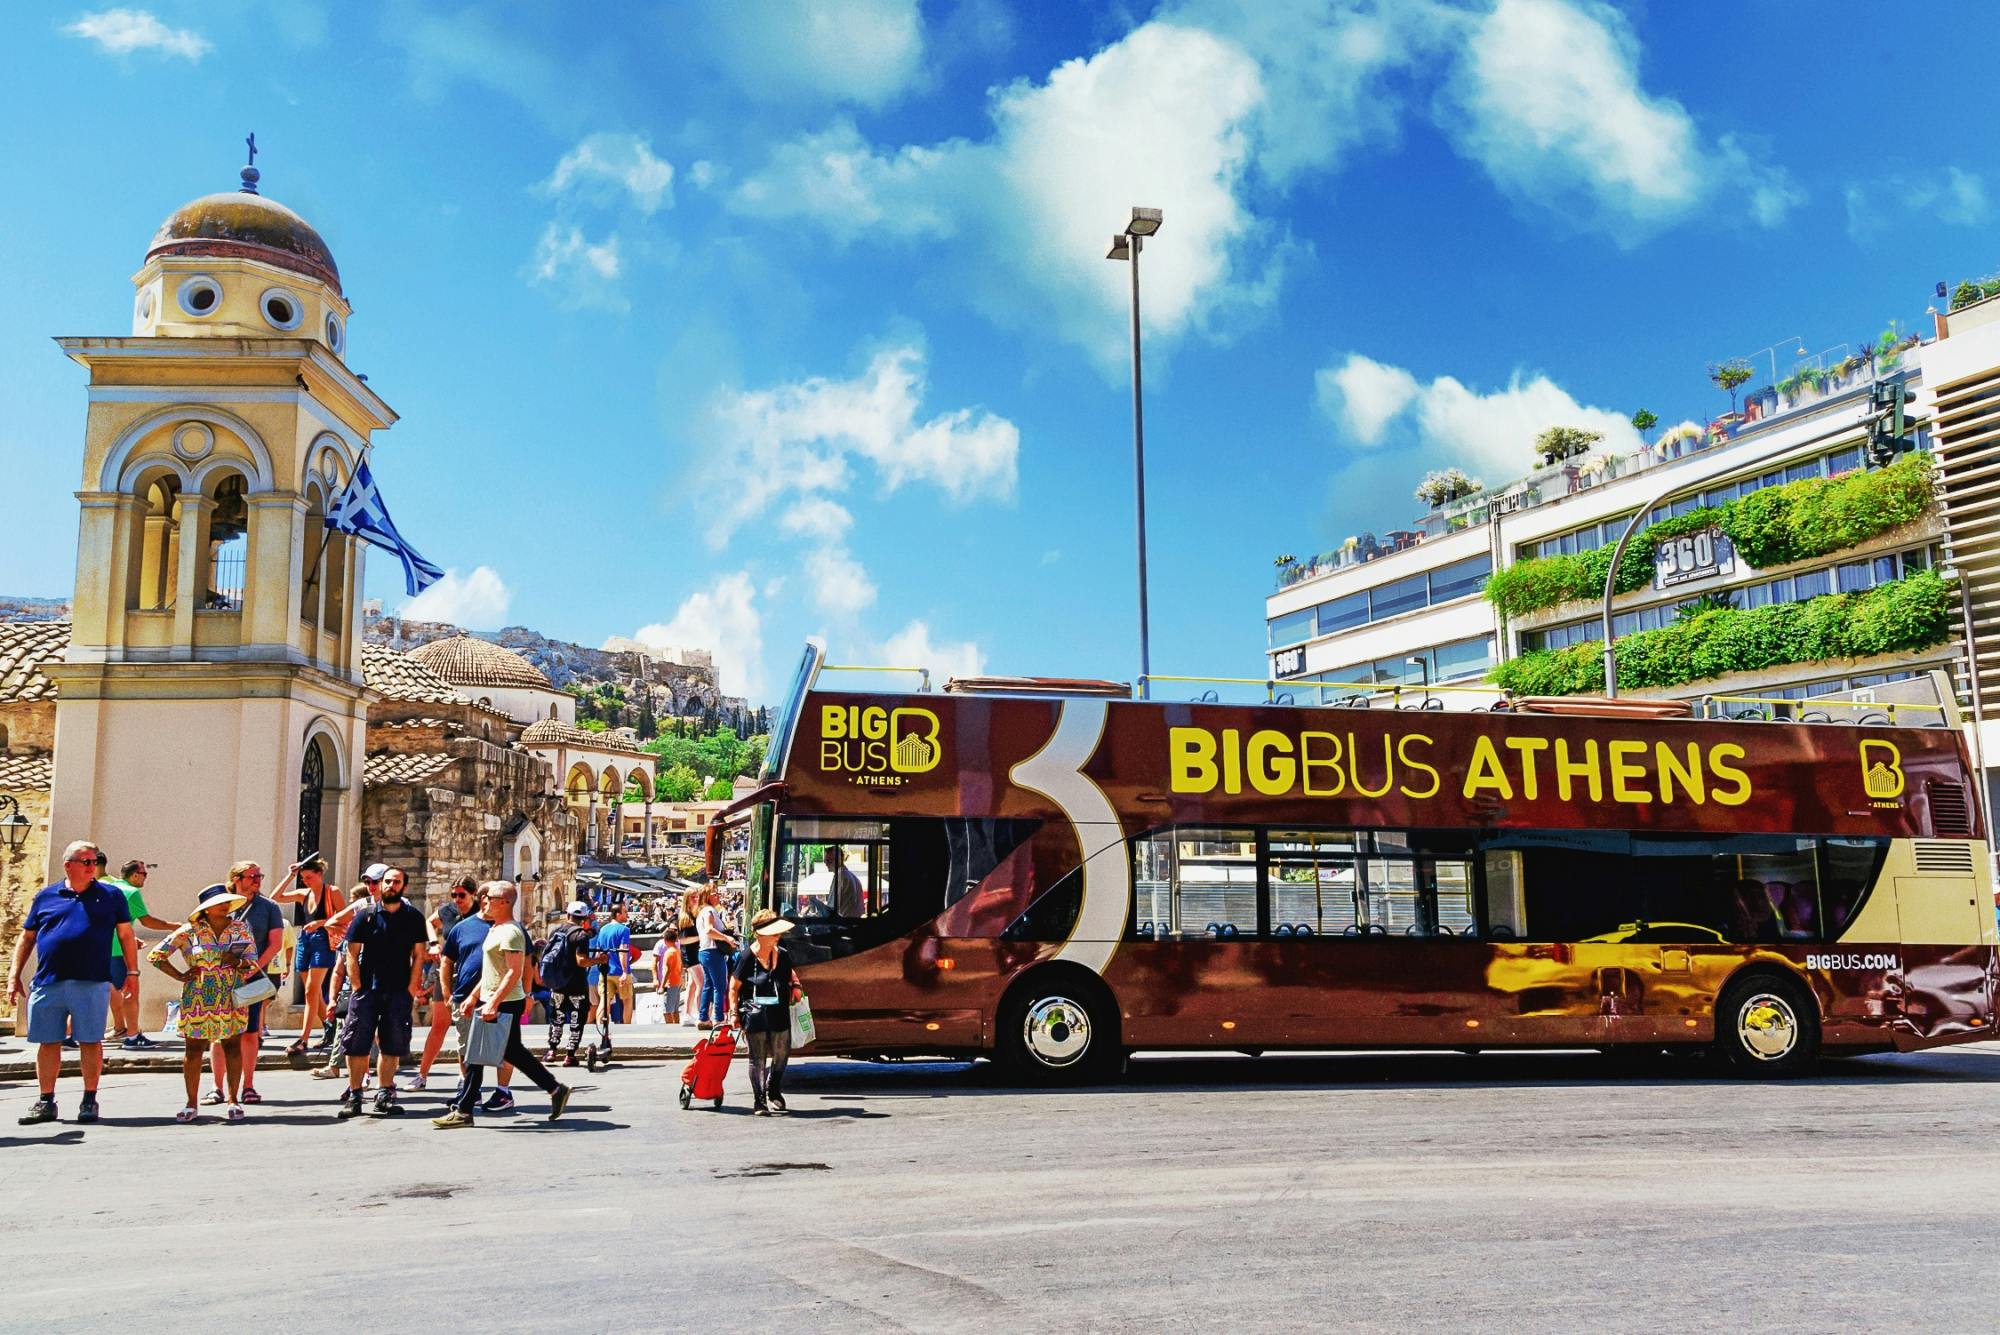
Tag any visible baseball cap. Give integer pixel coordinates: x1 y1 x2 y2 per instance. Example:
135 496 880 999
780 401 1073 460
566 900 592 918
361 862 390 882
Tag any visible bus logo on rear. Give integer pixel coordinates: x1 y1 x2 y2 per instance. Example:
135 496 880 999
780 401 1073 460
820 704 942 786
1861 740 1904 804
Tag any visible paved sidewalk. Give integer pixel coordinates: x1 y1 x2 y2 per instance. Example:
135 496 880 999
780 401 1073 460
0 1021 710 1079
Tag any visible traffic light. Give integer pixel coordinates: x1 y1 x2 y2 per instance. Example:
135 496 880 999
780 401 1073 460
1868 379 1913 467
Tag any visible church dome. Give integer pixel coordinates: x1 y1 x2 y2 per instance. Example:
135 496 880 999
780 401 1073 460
408 636 552 692
147 187 341 295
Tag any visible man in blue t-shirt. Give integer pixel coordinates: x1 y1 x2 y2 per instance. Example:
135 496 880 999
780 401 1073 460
7 840 136 1125
592 902 634 1027
440 892 515 1110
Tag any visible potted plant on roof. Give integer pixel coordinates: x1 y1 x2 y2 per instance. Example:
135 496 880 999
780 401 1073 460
1414 467 1484 509
1656 420 1703 455
1707 359 1754 414
1533 425 1602 468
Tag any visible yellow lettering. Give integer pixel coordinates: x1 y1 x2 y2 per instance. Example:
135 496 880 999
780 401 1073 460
822 704 849 740
1462 735 1514 801
1505 736 1548 801
1708 743 1751 806
1656 741 1705 804
1554 737 1602 803
1301 731 1345 796
1169 727 1219 794
861 707 889 741
1221 728 1243 795
1349 732 1394 799
820 739 843 771
1607 740 1652 804
1397 734 1440 799
1246 730 1296 796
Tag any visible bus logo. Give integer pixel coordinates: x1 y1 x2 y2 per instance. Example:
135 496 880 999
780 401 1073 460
820 704 942 786
1861 740 1904 801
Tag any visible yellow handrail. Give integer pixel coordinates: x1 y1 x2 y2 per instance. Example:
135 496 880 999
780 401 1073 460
1702 692 1946 719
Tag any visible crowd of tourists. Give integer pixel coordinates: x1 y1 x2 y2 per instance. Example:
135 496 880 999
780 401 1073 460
7 839 803 1125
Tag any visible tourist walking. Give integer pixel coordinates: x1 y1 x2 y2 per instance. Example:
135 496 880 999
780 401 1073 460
406 875 474 1090
9 841 136 1125
270 855 344 1055
433 881 570 1129
334 865 429 1118
652 928 680 1025
148 883 260 1123
729 910 802 1116
440 884 515 1110
106 858 175 1049
314 864 383 1080
676 891 701 1025
697 885 739 1029
209 861 284 1106
540 901 596 1065
593 901 635 1025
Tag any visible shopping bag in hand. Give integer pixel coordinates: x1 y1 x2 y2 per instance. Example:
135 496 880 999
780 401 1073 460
464 1012 513 1066
789 994 815 1048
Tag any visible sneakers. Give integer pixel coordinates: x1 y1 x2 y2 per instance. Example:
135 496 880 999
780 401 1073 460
312 1064 345 1080
548 1085 572 1122
336 1089 364 1119
769 1094 788 1115
480 1088 515 1112
121 1034 158 1050
752 1102 771 1116
431 1109 474 1130
77 1094 99 1123
373 1088 399 1116
398 1073 427 1091
19 1096 57 1125
562 1052 579 1068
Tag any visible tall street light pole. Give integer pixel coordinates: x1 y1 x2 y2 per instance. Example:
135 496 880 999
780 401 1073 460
1108 207 1163 698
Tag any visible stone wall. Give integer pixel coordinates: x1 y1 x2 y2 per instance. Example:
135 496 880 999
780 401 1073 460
0 788 51 1022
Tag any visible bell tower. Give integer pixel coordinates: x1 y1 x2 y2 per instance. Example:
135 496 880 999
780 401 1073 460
45 148 395 947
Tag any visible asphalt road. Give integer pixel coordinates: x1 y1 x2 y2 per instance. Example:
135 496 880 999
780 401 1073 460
6 1043 2000 1333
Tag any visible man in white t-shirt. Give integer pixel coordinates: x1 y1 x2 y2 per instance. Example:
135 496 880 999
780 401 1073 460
433 881 570 1129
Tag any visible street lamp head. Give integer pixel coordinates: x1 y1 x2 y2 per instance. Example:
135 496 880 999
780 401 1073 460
1126 207 1163 237
1106 233 1133 262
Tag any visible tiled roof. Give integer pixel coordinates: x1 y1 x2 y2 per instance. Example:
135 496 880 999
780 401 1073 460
373 717 454 730
408 636 552 691
0 620 70 704
362 643 462 705
363 750 457 789
0 751 54 791
519 718 647 755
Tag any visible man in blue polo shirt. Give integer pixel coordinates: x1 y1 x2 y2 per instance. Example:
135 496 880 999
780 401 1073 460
7 839 136 1125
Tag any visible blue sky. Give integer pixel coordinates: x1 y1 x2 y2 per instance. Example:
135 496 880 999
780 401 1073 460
1 1 1993 704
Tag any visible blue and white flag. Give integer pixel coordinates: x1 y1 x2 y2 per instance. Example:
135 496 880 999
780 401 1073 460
325 459 444 597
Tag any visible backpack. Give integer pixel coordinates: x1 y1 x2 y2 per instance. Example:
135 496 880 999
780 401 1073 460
540 926 585 990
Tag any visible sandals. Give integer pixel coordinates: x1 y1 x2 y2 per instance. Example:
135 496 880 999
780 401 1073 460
226 1104 246 1122
201 1089 225 1106
284 1040 308 1057
241 1086 262 1104
174 1106 198 1124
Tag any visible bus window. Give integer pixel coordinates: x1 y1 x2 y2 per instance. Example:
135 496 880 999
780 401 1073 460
1130 827 1257 940
943 818 1042 910
1266 831 1359 936
1364 832 1476 937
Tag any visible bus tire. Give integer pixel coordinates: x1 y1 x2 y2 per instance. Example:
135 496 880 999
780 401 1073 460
1714 972 1820 1077
997 969 1119 1085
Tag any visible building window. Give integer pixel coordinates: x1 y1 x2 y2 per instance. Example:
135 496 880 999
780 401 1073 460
176 275 222 317
1428 554 1491 603
261 287 303 331
1434 636 1494 681
298 737 325 861
1267 607 1315 647
134 476 181 611
1369 573 1428 620
1317 591 1368 634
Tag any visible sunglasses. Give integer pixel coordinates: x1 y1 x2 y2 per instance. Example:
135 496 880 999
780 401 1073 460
450 891 472 901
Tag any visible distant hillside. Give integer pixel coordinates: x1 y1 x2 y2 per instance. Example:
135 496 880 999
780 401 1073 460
0 597 70 622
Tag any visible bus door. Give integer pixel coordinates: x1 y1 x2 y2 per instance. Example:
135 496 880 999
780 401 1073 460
1125 827 1271 1046
1263 831 1486 1047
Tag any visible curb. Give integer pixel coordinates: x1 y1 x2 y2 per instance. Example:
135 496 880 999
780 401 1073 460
0 1045 700 1081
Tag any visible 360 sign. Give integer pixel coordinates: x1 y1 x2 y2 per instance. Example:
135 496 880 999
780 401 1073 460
1654 526 1735 590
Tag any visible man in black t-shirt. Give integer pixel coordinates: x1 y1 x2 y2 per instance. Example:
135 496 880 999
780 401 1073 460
541 902 599 1066
335 866 430 1119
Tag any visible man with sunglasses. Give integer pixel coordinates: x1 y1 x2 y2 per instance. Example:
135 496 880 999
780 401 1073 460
9 840 136 1125
207 861 285 1106
404 875 474 1091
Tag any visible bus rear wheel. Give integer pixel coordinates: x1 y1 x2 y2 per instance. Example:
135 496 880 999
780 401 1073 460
1714 974 1820 1077
999 977 1118 1084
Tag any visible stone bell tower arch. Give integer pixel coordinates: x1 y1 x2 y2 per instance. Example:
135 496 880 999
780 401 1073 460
44 151 396 1015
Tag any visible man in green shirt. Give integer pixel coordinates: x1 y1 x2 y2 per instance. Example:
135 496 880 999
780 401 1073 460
107 859 177 1050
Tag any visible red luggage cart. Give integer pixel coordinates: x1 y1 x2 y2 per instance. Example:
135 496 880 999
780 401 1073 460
677 1023 736 1109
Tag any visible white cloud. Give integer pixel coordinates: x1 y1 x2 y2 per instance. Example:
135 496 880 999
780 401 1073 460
632 572 764 698
871 620 985 686
691 0 925 108
1846 166 1990 241
687 160 720 190
527 223 625 310
543 132 674 214
1315 352 1641 476
400 566 512 629
804 547 878 617
65 8 210 59
1317 354 1421 445
703 343 1018 545
731 120 967 241
778 496 854 541
1436 0 1799 240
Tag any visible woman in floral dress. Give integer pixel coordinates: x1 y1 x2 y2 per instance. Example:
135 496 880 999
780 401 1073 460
148 883 259 1123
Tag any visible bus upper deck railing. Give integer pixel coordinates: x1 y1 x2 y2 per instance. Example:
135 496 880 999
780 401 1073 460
807 662 1956 728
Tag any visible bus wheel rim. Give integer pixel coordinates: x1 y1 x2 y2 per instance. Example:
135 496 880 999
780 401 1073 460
1023 996 1091 1067
1737 992 1799 1060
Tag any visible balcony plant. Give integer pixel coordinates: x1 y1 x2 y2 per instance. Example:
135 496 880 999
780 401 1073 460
1953 275 2000 312
1631 409 1659 434
1534 425 1603 468
1656 420 1704 451
1707 359 1754 413
1414 467 1484 508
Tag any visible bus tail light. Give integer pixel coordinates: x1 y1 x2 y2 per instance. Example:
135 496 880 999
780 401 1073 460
936 957 955 970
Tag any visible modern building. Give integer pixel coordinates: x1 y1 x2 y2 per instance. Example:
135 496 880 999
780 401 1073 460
1267 322 1948 711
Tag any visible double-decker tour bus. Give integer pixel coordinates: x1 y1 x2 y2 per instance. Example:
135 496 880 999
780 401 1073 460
704 643 1997 1080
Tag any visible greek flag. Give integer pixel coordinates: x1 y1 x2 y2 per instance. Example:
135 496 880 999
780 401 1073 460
325 460 444 596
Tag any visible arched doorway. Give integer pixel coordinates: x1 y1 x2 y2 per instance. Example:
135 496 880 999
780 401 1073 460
298 736 326 860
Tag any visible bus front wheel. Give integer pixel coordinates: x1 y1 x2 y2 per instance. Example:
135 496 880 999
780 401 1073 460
998 974 1118 1084
1714 973 1820 1077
